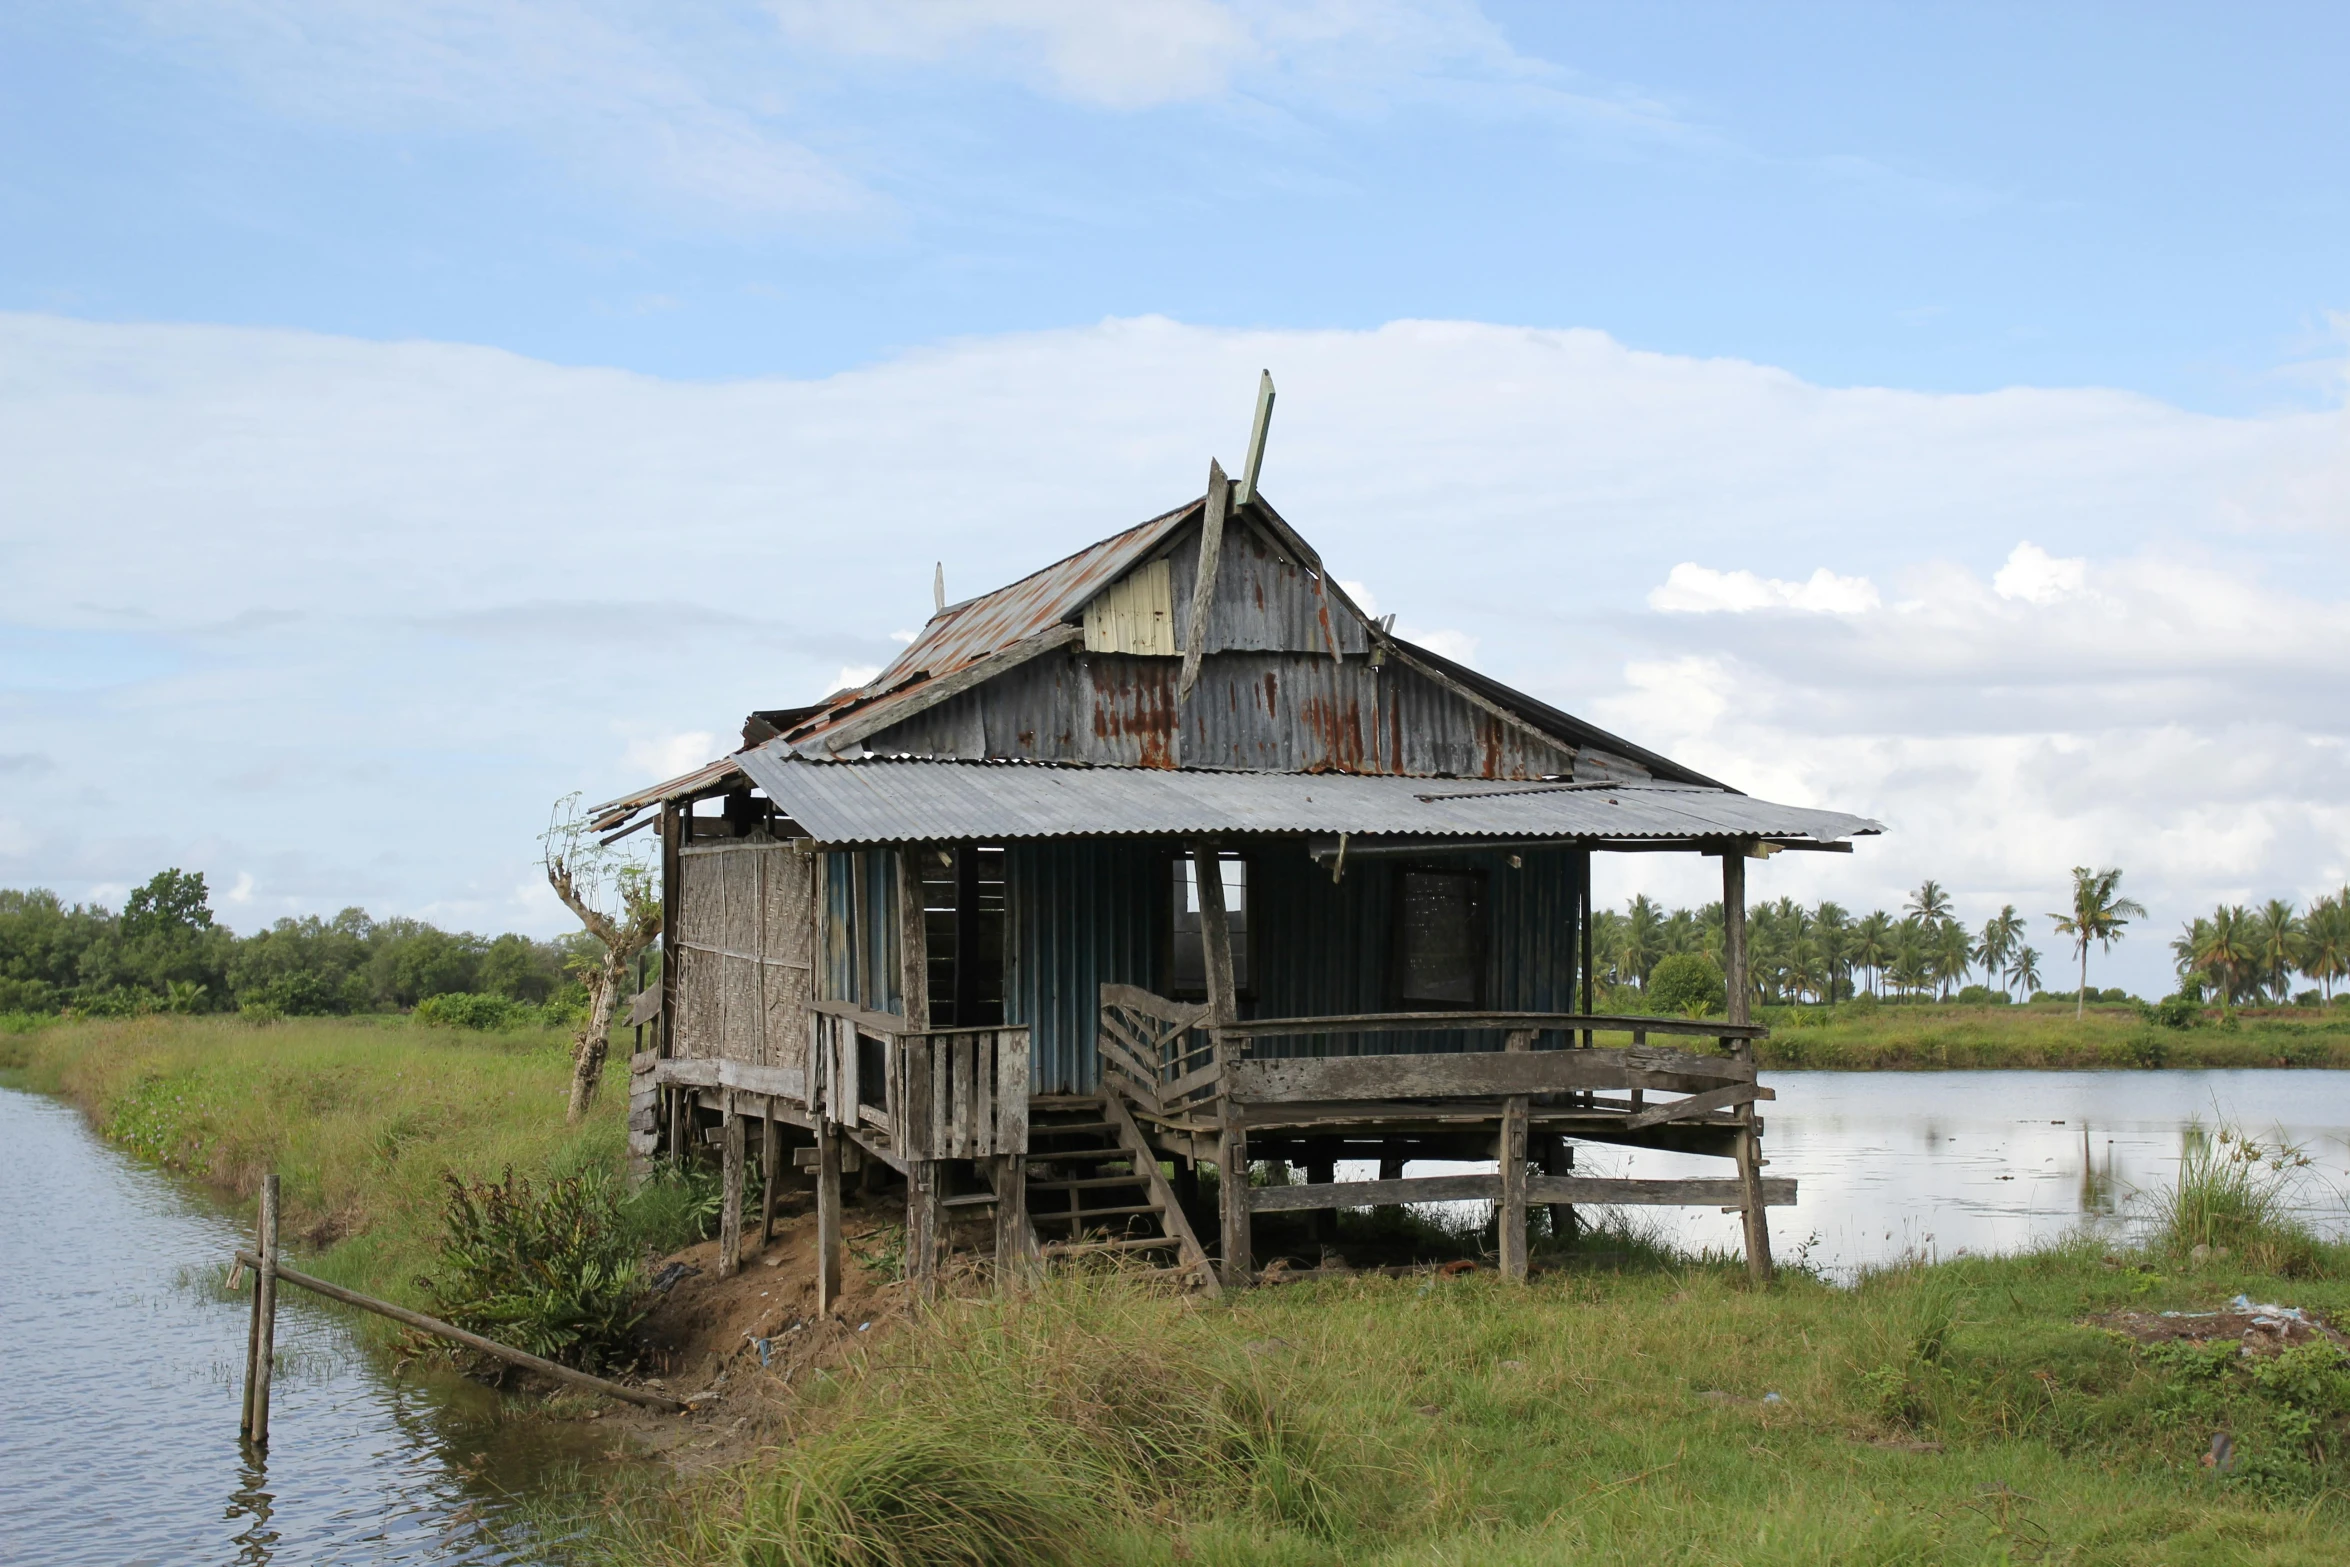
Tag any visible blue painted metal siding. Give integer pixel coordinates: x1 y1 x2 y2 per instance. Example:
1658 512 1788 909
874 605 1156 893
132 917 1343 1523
1004 836 1582 1091
821 848 903 1013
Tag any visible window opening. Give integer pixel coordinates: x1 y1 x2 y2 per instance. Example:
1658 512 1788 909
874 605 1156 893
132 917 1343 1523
1392 868 1484 1010
1171 854 1251 999
922 845 1005 1026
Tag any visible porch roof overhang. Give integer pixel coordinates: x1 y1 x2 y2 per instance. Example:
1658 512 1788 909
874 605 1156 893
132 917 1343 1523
638 754 1879 848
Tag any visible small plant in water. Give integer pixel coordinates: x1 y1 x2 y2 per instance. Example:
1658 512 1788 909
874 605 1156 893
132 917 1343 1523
2151 1120 2319 1269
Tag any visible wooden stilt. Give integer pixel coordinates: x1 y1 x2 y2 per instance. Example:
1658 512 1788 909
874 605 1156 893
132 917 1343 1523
1722 847 1775 1284
991 1153 1031 1286
1543 1137 1578 1242
1192 842 1249 1288
241 1173 279 1446
1498 1029 1531 1281
1218 1126 1252 1288
1306 1148 1338 1246
718 1098 744 1278
906 1159 943 1302
759 1100 781 1244
815 1120 843 1314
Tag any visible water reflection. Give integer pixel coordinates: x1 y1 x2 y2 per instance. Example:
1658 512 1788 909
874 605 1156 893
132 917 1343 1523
0 1087 604 1566
1367 1069 2350 1279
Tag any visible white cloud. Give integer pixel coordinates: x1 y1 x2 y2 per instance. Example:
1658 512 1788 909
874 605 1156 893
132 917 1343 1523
1398 625 1477 664
623 731 721 780
1993 541 2087 604
225 871 256 905
1649 563 1881 614
1338 578 1379 616
4 308 2345 977
834 664 884 693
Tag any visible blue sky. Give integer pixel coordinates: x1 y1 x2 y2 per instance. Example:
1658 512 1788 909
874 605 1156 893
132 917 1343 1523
7 3 2346 405
3 3 2347 996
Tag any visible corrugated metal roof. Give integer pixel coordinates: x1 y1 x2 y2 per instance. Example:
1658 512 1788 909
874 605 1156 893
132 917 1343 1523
780 500 1200 753
588 755 744 832
729 753 1882 846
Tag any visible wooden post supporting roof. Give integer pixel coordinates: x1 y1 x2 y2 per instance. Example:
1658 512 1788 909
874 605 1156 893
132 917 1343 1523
1721 844 1775 1283
1194 842 1250 1288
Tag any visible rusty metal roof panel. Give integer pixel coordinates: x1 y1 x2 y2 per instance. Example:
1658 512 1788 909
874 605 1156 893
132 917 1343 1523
782 501 1199 752
587 755 745 831
729 752 1881 845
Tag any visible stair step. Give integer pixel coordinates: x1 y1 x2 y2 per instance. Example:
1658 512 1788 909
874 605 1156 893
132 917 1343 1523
1041 1235 1182 1257
941 1192 998 1208
1027 1174 1148 1192
1029 1121 1118 1137
1033 1204 1160 1223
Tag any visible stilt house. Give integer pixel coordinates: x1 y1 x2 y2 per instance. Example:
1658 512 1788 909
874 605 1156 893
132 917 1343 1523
592 388 1880 1300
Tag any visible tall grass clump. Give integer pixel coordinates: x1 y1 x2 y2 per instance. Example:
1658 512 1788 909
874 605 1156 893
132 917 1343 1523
416 1168 649 1373
2152 1120 2329 1273
584 1270 1371 1567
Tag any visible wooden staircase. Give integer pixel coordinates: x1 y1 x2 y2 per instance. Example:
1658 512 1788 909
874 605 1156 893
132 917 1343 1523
1024 1094 1221 1296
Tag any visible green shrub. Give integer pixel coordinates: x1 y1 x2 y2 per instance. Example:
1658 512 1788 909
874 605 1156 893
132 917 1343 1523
414 991 535 1030
416 1168 648 1372
1646 952 1725 1017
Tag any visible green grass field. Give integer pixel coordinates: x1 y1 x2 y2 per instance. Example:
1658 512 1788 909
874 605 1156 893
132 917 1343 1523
1754 1000 2350 1071
11 1013 2349 1563
571 1240 2350 1567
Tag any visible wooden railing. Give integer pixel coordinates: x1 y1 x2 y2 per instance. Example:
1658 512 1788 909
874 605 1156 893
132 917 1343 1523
810 1000 1030 1160
1095 988 1792 1286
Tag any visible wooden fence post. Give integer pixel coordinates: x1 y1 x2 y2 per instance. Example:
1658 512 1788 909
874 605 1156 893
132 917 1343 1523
1192 843 1252 1288
1498 1030 1532 1281
241 1173 280 1446
815 1120 843 1314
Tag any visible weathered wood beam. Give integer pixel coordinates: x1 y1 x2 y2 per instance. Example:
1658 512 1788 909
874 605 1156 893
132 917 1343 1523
1178 462 1231 705
815 1120 843 1315
1247 1173 1797 1213
1218 1010 1763 1041
1226 1045 1753 1105
1622 1082 1772 1132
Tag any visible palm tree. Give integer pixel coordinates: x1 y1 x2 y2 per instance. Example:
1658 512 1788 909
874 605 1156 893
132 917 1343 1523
1905 880 1954 926
1890 917 1930 998
2007 944 2043 998
1619 894 1666 989
1932 918 1975 999
1854 910 1894 997
2305 890 2350 1000
2048 866 2148 1019
2184 904 2260 1007
1814 902 1852 1003
1977 905 2026 998
2252 898 2303 1004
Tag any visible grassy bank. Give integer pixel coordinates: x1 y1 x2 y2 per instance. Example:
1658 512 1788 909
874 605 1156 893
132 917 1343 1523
573 1237 2350 1567
0 1013 632 1311
1755 1001 2350 1072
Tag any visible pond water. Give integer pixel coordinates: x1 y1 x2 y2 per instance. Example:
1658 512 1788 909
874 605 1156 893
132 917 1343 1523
1377 1070 2350 1278
0 1086 604 1567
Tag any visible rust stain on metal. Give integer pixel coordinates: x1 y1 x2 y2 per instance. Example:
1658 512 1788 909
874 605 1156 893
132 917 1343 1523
1089 658 1180 768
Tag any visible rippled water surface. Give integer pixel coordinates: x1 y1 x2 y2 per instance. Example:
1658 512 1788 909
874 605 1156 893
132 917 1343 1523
0 1087 602 1567
1390 1070 2350 1277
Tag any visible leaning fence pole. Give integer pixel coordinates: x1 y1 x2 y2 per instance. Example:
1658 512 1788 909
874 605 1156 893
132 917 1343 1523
240 1173 280 1446
229 1249 688 1412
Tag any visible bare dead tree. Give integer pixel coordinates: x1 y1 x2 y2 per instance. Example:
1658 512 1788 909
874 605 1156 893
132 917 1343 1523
543 793 661 1124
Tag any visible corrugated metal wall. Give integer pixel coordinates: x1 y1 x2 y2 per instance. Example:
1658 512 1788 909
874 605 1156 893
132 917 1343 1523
1004 836 1583 1092
1004 839 1168 1093
821 847 903 1014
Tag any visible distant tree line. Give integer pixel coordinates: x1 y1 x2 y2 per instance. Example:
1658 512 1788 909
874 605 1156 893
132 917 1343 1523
0 869 591 1022
2171 892 2350 1007
1594 867 2349 1017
